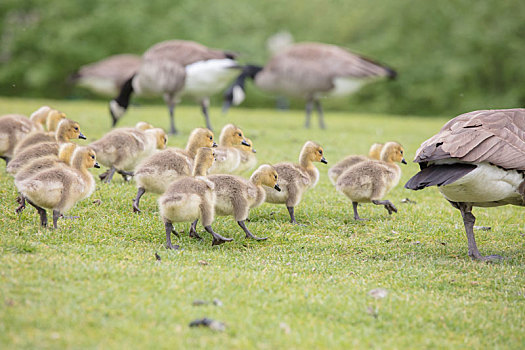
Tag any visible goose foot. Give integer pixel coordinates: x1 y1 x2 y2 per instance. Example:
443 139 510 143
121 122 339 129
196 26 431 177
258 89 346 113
164 221 180 250
372 199 397 215
15 195 26 214
205 226 233 246
352 201 368 221
132 187 145 213
189 220 202 239
287 206 305 225
238 220 267 240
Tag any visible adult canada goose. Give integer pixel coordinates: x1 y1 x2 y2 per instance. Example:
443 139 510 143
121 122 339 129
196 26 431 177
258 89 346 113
336 142 406 220
405 108 525 261
90 127 167 183
328 142 384 185
158 147 232 248
265 141 327 224
71 54 141 96
132 128 217 212
109 40 239 135
16 146 99 229
205 164 281 241
223 42 396 129
7 119 86 175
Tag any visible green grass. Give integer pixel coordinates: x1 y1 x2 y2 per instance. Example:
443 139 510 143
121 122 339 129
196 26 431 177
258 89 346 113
1 98 524 349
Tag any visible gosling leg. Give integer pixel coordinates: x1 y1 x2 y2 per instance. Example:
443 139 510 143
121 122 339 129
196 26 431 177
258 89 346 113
27 199 47 227
238 220 267 240
132 187 146 213
15 194 26 214
99 167 117 183
164 221 180 250
52 210 60 229
352 201 367 221
189 219 202 239
204 225 233 246
457 202 502 261
372 199 398 215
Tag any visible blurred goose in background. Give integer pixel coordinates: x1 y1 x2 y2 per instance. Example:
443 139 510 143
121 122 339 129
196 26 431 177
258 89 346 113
109 40 240 135
70 54 141 96
336 142 406 220
405 108 525 261
223 42 396 129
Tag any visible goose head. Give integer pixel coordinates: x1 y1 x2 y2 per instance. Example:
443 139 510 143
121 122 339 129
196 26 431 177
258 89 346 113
135 121 154 130
300 141 327 165
57 119 86 141
219 124 249 147
46 109 67 132
380 142 406 164
368 143 384 160
147 128 168 149
72 146 100 169
188 128 217 149
253 164 280 191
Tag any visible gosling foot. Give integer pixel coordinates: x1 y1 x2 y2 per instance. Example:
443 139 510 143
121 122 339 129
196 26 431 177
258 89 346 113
372 199 397 215
205 226 233 246
238 220 267 241
189 220 202 240
15 195 26 214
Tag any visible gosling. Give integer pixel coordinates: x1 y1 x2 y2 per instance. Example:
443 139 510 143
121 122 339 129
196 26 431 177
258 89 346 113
265 141 327 224
206 164 281 240
15 146 99 229
13 109 68 154
7 119 85 175
328 142 384 185
14 143 77 214
158 147 232 249
133 128 217 212
335 141 406 220
90 127 167 183
0 112 44 164
208 123 250 174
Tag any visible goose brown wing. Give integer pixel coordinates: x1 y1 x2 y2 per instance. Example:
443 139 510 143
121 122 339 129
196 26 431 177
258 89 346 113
414 109 525 170
143 40 234 66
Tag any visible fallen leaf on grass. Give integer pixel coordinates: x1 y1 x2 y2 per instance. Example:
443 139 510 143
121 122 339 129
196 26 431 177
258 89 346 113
92 199 102 206
198 260 209 265
279 322 291 334
368 288 388 299
401 198 417 204
189 318 226 332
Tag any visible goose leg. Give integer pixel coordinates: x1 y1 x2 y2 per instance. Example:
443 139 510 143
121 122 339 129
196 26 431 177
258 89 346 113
286 206 305 225
99 167 116 183
372 199 398 215
164 221 180 250
304 99 314 128
189 219 202 239
314 100 326 129
238 220 267 240
117 169 134 181
205 225 233 246
164 94 178 135
132 187 146 213
27 199 47 227
456 202 502 261
352 201 367 221
52 210 60 229
15 194 26 214
201 98 213 131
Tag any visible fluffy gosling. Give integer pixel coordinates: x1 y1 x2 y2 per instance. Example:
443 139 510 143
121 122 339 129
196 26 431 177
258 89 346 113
133 128 217 212
14 109 68 155
158 147 232 249
265 141 327 224
335 141 406 220
328 142 384 185
208 123 250 174
16 146 99 228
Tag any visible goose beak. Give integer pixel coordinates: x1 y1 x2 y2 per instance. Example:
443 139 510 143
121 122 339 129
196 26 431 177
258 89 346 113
401 158 407 164
274 184 281 192
241 139 250 147
212 142 218 148
321 157 327 164
252 148 257 153
94 162 100 168
79 132 86 140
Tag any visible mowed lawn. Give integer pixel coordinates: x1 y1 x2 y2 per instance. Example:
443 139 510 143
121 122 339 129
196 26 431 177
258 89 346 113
0 97 524 349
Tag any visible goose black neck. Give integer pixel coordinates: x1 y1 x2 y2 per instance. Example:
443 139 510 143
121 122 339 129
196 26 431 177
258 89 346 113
115 75 134 108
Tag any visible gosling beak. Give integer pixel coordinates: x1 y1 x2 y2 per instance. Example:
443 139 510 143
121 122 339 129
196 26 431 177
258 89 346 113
78 132 86 140
241 139 250 147
274 184 281 192
94 162 100 168
212 141 218 147
401 158 407 165
321 157 327 164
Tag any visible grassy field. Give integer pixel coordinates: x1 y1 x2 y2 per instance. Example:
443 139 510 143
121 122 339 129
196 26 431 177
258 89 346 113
1 97 524 349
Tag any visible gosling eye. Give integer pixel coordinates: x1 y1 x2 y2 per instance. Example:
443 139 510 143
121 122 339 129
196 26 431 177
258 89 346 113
209 136 213 140
274 175 277 179
238 133 242 137
400 150 403 155
90 155 95 159
74 127 79 131
318 150 323 155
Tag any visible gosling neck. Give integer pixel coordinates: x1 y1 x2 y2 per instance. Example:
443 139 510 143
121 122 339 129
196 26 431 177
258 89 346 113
299 150 315 170
185 139 200 159
71 156 90 180
249 173 266 207
192 162 211 177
